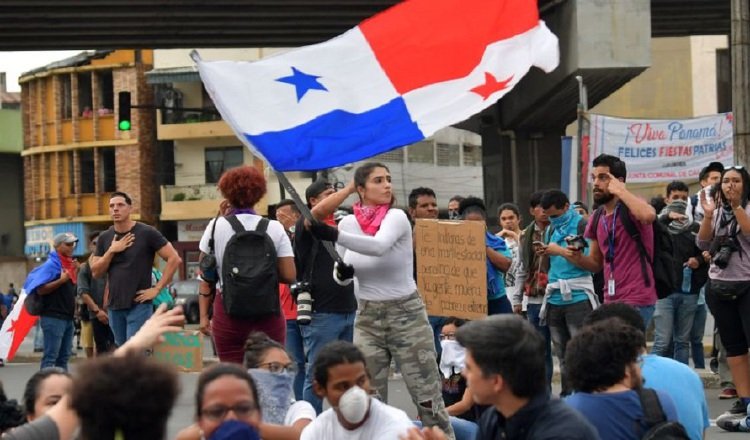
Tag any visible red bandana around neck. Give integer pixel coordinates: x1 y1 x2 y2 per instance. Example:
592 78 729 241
353 202 390 236
59 254 77 284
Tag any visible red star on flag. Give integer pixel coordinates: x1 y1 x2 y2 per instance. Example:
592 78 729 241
6 317 19 334
470 72 513 100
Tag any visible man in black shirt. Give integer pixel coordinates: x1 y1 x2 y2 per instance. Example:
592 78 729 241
38 233 79 371
295 179 357 414
92 192 181 347
457 316 598 440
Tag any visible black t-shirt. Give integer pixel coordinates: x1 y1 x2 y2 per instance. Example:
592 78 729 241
77 262 107 319
294 217 356 313
95 222 168 310
40 280 75 321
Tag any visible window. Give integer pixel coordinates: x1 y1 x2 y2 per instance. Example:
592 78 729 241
60 75 72 119
99 147 116 192
97 71 114 113
463 144 482 166
373 149 404 163
407 141 434 164
205 147 243 184
436 143 460 166
79 149 95 193
78 72 93 117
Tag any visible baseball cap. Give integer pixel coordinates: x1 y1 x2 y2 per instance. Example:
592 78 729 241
305 179 333 204
53 232 78 247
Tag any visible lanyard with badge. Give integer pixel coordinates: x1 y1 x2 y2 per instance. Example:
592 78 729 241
601 205 620 297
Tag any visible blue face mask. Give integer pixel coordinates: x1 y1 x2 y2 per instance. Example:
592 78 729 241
208 420 261 440
548 207 575 229
247 368 294 425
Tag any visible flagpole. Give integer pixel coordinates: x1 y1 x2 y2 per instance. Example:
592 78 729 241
575 75 589 204
274 171 343 263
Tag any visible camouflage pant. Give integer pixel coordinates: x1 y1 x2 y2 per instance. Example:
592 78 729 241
355 292 455 440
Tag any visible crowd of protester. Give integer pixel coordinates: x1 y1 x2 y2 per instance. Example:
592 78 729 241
2 154 750 439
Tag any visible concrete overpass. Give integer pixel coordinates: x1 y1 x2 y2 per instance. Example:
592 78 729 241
0 0 729 50
1 0 735 213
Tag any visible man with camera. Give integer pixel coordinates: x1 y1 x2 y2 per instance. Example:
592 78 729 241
294 179 357 414
572 154 658 328
535 189 597 396
651 181 707 365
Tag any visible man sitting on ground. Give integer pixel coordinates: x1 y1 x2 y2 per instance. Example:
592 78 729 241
301 341 414 440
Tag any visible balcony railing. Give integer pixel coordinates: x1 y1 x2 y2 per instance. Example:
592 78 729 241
160 184 222 221
163 184 221 202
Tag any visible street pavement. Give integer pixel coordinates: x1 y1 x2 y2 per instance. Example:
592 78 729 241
1 324 746 439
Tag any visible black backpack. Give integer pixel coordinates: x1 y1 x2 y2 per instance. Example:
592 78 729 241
638 388 690 440
591 204 677 299
221 215 280 318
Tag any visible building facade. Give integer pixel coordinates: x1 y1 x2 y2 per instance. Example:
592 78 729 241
0 75 28 287
20 50 158 259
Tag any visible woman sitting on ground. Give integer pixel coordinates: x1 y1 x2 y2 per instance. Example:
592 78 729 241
177 331 315 440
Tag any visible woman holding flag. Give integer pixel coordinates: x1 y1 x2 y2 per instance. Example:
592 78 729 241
307 162 454 438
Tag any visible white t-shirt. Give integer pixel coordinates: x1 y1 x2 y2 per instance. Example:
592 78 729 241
285 400 317 426
300 398 414 440
198 214 293 286
336 209 417 301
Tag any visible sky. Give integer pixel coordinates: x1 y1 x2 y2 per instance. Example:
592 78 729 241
0 51 83 92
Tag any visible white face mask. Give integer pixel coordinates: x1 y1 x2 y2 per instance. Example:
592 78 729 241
337 385 370 425
439 340 466 379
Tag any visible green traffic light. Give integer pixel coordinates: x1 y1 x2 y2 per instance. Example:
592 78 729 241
118 120 131 131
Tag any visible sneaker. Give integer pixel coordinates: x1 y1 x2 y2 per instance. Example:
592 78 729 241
0 359 4 367
716 401 750 432
719 388 739 400
717 414 750 432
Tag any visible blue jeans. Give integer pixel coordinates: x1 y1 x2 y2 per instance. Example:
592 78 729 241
428 315 446 358
40 316 74 371
651 293 698 364
526 303 553 392
108 303 153 347
488 296 512 315
285 319 306 401
300 312 355 413
413 417 478 440
635 305 655 330
33 319 44 350
690 303 707 368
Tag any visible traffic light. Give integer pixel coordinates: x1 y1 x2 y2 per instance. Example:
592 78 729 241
118 91 131 131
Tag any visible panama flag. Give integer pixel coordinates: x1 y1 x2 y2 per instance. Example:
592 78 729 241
0 252 64 360
195 0 559 172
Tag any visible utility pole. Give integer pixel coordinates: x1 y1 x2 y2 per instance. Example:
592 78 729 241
732 0 750 166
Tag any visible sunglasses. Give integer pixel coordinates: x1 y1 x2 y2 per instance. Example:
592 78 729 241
63 241 78 247
726 165 745 171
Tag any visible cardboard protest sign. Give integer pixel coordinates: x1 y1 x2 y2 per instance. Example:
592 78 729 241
415 219 487 319
153 330 203 372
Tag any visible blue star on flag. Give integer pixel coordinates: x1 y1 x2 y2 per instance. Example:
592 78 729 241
276 67 328 102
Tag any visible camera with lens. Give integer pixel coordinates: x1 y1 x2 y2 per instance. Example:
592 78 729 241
565 234 588 251
711 236 739 269
291 281 313 325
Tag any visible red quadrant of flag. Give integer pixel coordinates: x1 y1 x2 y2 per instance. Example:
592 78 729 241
359 0 539 95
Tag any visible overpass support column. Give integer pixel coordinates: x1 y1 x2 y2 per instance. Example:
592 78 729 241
732 0 750 166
